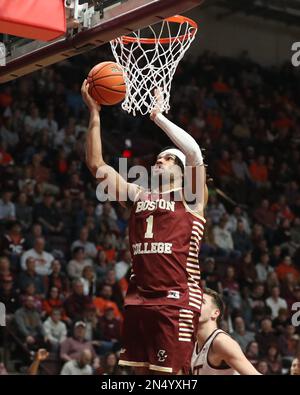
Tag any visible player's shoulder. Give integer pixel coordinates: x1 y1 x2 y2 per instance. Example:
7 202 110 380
213 331 240 353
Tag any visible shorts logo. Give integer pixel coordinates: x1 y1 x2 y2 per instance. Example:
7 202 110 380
120 348 126 354
167 290 180 299
157 349 168 362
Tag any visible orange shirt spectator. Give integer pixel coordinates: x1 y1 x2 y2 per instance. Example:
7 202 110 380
276 256 300 282
93 284 122 320
249 157 268 183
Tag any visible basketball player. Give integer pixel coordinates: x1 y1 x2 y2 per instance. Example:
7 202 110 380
81 80 207 374
191 288 260 375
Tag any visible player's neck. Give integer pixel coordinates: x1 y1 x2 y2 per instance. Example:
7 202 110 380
152 179 182 194
196 321 218 347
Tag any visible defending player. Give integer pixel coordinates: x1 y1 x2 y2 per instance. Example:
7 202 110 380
82 80 207 374
191 288 260 375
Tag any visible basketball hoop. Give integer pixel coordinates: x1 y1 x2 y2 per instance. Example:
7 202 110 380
110 15 198 116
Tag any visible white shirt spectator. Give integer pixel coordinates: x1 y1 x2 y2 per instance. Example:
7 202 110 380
21 248 54 276
67 259 92 279
43 317 67 345
213 226 234 251
206 203 226 224
24 114 43 133
40 117 58 137
71 240 97 259
60 360 92 375
255 263 273 283
0 199 16 220
266 297 288 319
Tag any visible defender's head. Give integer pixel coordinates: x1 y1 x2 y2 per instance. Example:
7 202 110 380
199 288 225 328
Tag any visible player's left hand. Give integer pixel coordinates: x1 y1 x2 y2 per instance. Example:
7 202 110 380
150 88 163 121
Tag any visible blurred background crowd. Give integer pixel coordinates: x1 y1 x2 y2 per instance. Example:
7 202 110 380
0 47 300 375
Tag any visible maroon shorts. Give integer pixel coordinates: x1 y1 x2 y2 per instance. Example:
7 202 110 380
119 305 199 374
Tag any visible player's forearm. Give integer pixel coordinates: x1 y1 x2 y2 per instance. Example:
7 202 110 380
153 113 203 166
86 109 105 176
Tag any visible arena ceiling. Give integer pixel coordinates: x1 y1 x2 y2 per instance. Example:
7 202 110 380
206 0 300 26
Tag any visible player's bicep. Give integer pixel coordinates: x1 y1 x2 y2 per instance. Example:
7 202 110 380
215 335 260 375
96 164 141 204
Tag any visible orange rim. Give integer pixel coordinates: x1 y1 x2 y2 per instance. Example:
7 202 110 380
119 15 198 45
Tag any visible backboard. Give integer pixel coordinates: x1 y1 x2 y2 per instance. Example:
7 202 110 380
0 0 204 84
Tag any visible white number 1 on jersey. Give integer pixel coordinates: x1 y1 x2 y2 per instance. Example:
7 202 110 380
144 215 154 238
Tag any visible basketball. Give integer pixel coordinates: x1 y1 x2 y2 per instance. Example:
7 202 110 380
87 61 126 106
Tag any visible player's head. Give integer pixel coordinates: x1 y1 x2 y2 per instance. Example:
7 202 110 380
152 146 185 185
199 288 225 328
291 357 300 375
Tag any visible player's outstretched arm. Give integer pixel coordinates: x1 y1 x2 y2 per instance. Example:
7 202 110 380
213 333 261 375
150 89 206 214
81 80 140 204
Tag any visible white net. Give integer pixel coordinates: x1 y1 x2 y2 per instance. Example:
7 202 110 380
110 16 198 116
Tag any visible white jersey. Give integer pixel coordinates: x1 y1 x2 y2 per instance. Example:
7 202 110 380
191 329 239 375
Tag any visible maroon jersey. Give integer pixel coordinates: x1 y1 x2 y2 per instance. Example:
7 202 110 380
125 189 205 313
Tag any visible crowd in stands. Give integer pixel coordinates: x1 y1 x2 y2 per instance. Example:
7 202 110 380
0 47 300 375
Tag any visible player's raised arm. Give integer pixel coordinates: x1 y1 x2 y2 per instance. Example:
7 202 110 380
213 333 261 375
150 89 207 214
81 79 140 204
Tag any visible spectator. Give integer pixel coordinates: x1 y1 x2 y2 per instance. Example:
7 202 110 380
60 349 93 375
27 348 49 375
232 220 252 253
93 285 122 320
278 325 299 358
15 193 33 231
201 257 222 293
80 265 97 297
14 296 47 351
231 316 255 352
47 259 69 296
60 321 96 362
239 251 257 287
256 253 273 283
33 192 64 235
0 274 20 316
97 352 120 375
64 279 92 321
18 257 45 296
67 246 92 280
0 190 16 222
43 309 67 352
71 226 97 259
42 287 65 319
21 237 54 276
245 341 260 366
213 217 235 253
272 308 290 335
256 360 270 375
98 307 121 350
206 195 226 225
265 286 288 319
276 256 300 282
0 221 26 269
255 318 279 357
265 345 282 375
290 357 300 375
222 266 242 311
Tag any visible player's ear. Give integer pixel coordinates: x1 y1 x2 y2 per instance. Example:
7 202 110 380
212 308 220 322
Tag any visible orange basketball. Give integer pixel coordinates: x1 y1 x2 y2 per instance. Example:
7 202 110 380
87 61 126 106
